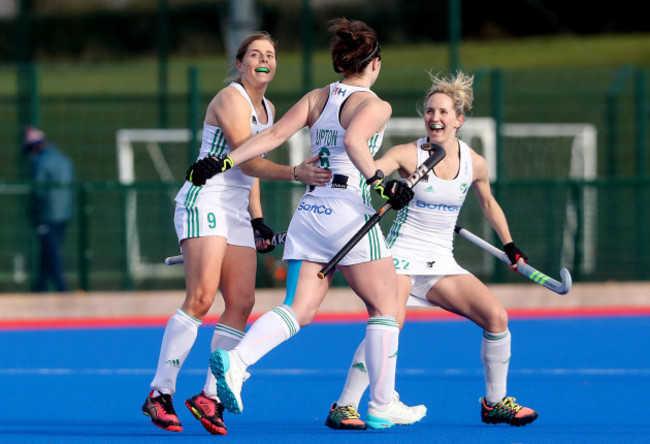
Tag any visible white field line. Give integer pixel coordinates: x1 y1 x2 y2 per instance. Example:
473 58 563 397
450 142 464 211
0 368 649 376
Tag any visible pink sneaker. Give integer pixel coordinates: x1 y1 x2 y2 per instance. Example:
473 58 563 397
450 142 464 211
142 390 183 432
480 396 538 426
185 391 227 435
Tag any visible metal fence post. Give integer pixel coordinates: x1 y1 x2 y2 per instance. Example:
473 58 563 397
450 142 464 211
635 69 648 279
77 182 90 291
448 0 461 73
158 0 169 129
491 69 505 283
605 65 633 177
301 0 313 94
188 66 200 165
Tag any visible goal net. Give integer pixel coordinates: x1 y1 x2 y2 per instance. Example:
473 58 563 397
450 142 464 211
116 129 199 281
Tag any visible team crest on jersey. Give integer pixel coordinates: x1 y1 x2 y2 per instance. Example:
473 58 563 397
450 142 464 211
251 115 257 124
332 86 347 96
460 183 468 193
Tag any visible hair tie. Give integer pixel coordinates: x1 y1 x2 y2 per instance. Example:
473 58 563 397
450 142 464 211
357 43 379 65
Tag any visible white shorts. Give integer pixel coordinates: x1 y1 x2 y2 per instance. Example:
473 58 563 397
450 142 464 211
404 269 470 307
173 186 254 248
283 194 390 266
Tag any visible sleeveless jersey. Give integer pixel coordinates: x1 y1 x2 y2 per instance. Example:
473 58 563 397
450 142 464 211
282 82 390 265
174 82 273 204
306 82 384 205
386 138 473 275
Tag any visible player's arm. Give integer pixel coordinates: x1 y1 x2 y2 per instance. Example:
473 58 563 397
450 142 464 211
471 150 512 244
228 90 316 165
342 95 392 180
375 142 418 179
247 179 275 253
214 87 256 150
471 149 527 267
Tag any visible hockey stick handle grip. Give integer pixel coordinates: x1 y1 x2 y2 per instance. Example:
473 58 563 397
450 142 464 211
318 143 446 279
164 231 288 265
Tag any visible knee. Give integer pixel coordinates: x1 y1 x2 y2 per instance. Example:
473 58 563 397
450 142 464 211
486 305 509 333
224 291 255 317
291 305 317 327
183 287 217 319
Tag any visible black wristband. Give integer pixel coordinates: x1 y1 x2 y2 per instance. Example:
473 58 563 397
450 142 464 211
366 169 385 185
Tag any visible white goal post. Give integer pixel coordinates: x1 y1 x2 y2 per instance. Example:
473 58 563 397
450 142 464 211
116 129 199 280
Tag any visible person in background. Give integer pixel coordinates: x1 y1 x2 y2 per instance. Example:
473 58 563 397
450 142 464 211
141 31 330 436
24 126 75 293
328 70 538 428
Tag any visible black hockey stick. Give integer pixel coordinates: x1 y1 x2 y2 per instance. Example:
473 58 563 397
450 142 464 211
318 143 446 279
164 231 288 265
454 225 572 294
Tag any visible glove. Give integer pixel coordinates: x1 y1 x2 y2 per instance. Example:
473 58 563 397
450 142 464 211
185 155 234 186
503 242 527 265
251 217 275 254
373 179 414 210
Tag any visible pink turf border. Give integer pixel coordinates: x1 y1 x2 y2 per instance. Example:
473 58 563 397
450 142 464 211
1 305 650 331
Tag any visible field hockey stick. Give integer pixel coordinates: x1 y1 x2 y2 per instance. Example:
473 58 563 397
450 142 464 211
317 143 446 279
454 225 572 295
164 231 288 265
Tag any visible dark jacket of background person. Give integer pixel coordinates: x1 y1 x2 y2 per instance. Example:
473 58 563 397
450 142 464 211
24 126 75 292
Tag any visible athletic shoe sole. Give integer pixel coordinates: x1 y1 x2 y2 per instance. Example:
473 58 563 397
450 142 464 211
365 413 425 430
209 350 242 414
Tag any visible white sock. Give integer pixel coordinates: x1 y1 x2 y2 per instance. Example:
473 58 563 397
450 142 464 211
235 305 300 367
150 309 202 395
336 339 369 409
482 329 511 405
365 317 399 409
203 323 245 400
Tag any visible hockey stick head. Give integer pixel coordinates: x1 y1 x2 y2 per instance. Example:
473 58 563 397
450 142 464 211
556 267 573 295
403 142 445 188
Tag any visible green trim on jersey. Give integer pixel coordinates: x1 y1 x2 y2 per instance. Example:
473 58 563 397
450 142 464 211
368 134 380 156
208 128 227 157
364 215 382 260
183 185 201 238
386 206 409 248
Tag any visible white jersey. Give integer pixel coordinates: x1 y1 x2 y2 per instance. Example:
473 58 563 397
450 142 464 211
306 82 384 204
386 138 473 275
175 82 273 202
172 83 273 245
283 82 390 265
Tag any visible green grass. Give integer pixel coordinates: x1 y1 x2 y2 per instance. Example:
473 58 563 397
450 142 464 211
2 33 650 96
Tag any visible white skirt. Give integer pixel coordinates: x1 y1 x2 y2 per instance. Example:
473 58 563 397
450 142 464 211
173 184 254 248
283 194 390 266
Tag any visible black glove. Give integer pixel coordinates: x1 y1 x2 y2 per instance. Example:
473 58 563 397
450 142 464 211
373 179 414 210
185 155 234 186
503 242 527 265
251 217 275 254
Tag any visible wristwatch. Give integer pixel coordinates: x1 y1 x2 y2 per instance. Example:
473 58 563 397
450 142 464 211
366 169 385 185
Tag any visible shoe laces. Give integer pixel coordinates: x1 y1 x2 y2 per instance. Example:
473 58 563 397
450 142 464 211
335 405 361 420
495 397 522 415
159 394 178 415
